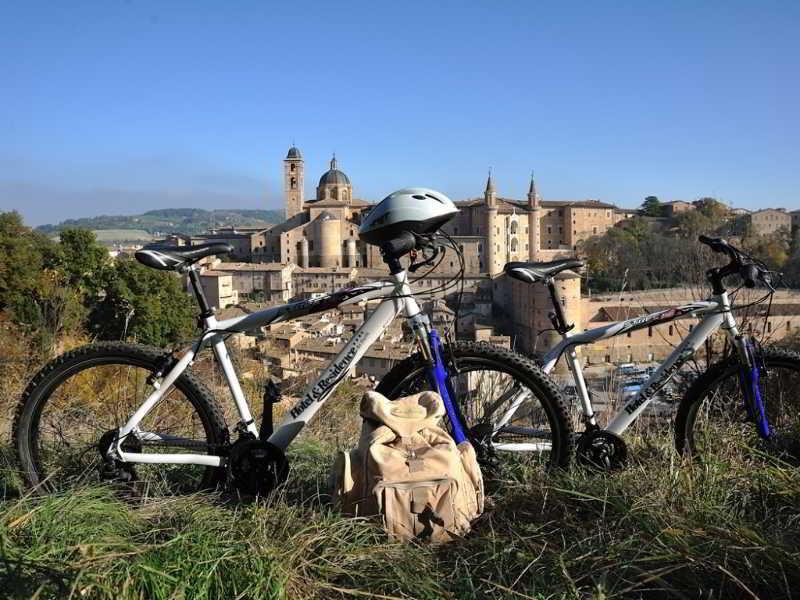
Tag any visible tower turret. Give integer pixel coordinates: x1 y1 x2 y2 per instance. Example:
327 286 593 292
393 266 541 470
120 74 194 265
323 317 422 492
484 170 501 276
284 146 305 220
527 172 542 262
484 169 497 207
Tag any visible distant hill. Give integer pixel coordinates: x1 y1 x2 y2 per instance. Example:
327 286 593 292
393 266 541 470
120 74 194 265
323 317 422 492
38 208 286 239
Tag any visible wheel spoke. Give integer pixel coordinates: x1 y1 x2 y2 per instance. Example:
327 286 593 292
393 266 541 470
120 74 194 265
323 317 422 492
18 346 226 495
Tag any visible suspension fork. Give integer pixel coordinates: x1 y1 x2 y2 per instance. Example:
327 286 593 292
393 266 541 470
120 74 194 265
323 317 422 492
738 337 771 439
720 292 771 440
409 313 468 444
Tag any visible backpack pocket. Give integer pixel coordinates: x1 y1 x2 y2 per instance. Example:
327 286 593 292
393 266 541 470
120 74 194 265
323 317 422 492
375 478 464 543
332 449 365 515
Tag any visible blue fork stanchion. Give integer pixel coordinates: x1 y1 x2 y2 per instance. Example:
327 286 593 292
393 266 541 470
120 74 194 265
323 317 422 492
741 339 771 440
749 365 771 439
426 329 468 444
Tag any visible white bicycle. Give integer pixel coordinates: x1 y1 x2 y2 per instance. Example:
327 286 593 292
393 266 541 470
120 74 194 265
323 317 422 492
14 231 571 495
487 235 800 468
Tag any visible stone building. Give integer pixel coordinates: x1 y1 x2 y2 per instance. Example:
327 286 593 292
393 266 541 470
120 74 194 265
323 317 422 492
660 200 694 217
191 147 631 276
443 172 626 276
198 271 238 309
741 208 792 236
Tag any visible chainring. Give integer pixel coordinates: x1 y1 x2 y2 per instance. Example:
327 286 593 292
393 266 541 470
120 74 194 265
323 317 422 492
576 430 628 470
227 436 289 497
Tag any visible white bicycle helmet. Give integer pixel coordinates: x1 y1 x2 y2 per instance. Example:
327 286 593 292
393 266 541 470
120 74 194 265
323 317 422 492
358 187 459 246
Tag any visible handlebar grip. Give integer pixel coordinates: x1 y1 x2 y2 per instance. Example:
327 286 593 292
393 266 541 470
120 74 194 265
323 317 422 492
698 235 728 254
740 263 759 288
380 231 417 259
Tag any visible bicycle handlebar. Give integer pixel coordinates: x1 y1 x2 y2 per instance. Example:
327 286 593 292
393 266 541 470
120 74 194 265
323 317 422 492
698 235 772 291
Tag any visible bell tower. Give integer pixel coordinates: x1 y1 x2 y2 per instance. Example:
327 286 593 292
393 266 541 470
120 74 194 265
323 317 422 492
284 145 304 220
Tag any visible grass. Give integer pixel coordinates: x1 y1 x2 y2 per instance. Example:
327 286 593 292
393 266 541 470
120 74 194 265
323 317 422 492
2 328 799 598
2 435 800 600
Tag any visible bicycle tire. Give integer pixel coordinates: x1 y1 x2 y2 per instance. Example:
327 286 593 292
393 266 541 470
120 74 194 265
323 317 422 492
13 341 229 494
675 345 800 462
376 341 572 469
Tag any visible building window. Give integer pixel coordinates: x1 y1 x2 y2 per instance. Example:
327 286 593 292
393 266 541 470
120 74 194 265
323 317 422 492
593 227 597 234
648 327 653 337
668 325 674 336
290 163 296 172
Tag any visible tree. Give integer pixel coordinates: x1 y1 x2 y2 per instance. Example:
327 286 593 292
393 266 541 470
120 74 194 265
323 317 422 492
88 257 196 347
0 212 86 353
693 197 729 220
640 196 663 217
0 211 47 311
54 228 110 293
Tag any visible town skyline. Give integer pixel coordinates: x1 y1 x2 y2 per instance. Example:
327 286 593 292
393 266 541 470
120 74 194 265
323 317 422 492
14 144 800 229
3 2 799 226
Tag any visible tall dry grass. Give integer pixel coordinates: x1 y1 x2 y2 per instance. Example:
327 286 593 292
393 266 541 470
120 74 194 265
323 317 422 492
2 324 799 598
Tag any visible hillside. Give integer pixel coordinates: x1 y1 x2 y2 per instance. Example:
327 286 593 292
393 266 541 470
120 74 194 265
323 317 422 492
37 208 286 238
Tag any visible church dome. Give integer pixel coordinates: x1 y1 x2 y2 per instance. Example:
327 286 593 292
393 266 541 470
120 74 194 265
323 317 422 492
286 146 302 159
318 155 351 186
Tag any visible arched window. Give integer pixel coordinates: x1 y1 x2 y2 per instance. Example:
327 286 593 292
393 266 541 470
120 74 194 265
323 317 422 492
290 177 297 189
510 238 518 252
330 187 338 200
290 163 296 172
510 221 518 235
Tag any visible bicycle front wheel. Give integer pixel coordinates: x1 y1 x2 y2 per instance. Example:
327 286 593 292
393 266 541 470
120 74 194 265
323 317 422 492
13 342 228 494
675 346 800 464
376 341 572 470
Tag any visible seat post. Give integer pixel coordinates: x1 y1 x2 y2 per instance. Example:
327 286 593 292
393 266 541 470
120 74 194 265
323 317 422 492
545 277 573 334
187 267 214 318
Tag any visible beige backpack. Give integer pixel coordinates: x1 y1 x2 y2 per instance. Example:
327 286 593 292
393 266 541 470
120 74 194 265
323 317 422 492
332 390 484 543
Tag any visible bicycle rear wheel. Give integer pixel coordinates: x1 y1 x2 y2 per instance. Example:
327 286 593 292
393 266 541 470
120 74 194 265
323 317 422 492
14 342 228 494
675 346 800 464
376 341 572 470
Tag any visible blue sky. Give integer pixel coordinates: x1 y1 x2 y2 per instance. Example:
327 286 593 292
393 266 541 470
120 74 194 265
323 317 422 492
1 1 798 226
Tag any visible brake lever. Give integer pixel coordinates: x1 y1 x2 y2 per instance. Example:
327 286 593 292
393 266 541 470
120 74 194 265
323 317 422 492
408 244 440 273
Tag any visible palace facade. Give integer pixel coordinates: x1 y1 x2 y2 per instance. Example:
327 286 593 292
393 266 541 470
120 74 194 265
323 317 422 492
189 146 633 275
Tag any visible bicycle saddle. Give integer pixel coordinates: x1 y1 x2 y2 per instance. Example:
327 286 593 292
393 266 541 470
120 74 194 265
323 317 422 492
135 242 234 272
504 258 584 283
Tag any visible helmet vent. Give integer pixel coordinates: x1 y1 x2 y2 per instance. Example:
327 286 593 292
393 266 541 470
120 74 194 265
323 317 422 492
412 194 427 200
425 193 442 202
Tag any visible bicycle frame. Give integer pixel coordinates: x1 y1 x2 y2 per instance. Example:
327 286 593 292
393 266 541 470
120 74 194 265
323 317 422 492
112 269 438 468
492 291 746 446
